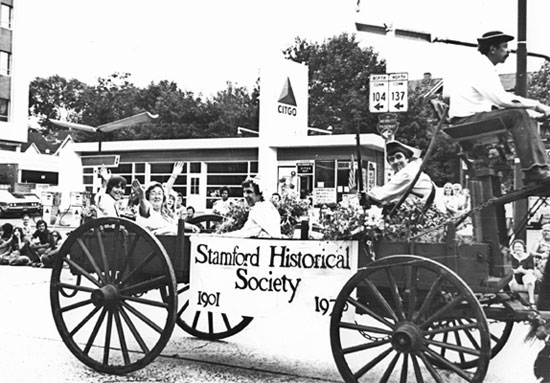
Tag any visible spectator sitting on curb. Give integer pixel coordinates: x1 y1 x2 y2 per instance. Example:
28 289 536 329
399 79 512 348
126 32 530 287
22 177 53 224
27 220 54 266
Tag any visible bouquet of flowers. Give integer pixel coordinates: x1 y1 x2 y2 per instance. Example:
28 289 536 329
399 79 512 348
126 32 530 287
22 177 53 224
277 195 311 237
215 200 250 234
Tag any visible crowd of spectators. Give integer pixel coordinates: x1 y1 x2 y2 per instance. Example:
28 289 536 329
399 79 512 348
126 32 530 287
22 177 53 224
0 215 62 268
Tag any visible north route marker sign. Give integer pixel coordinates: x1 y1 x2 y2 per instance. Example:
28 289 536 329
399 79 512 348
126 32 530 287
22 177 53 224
369 74 389 113
369 73 408 113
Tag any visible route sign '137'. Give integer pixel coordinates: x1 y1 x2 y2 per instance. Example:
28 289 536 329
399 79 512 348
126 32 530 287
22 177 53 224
369 73 408 113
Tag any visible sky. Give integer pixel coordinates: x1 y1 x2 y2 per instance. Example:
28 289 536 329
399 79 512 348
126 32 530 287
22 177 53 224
17 0 550 98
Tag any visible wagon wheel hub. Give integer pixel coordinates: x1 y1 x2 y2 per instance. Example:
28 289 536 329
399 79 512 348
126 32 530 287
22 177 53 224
91 284 120 309
391 322 424 353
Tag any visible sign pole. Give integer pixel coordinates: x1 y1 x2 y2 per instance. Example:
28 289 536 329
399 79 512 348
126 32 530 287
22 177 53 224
355 118 364 193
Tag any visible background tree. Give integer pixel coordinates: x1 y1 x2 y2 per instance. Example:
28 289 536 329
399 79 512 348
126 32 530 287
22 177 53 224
28 75 88 132
282 33 386 134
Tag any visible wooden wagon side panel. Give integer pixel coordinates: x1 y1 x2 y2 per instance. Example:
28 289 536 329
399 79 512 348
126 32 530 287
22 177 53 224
372 240 491 292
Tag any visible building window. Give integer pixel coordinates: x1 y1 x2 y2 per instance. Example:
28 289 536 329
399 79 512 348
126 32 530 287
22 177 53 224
190 177 200 195
0 98 8 121
0 51 11 76
0 4 12 29
205 161 256 208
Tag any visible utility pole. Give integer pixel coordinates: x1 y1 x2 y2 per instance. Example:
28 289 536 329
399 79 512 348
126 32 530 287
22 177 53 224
514 0 528 242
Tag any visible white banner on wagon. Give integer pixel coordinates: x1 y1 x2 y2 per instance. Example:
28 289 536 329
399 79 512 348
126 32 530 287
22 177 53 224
188 235 358 320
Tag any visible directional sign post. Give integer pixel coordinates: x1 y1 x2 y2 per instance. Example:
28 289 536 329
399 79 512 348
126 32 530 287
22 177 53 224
369 73 408 114
369 74 389 113
389 73 408 112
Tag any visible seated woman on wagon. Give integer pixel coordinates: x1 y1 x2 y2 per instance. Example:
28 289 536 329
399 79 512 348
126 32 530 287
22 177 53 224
131 179 200 235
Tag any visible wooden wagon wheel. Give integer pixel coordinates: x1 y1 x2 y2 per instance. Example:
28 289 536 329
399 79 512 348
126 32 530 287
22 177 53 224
330 255 490 383
187 214 223 233
176 213 253 340
50 217 178 374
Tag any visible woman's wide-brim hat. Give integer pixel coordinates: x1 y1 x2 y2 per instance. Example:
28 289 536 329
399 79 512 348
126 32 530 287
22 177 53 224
477 31 514 45
386 140 422 159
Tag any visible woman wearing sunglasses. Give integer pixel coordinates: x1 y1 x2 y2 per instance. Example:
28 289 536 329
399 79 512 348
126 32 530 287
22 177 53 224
361 140 436 211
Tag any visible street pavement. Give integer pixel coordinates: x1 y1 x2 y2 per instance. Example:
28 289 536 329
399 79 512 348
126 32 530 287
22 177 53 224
0 255 547 382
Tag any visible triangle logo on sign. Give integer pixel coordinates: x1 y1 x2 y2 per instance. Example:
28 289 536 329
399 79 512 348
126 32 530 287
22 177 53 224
278 77 297 106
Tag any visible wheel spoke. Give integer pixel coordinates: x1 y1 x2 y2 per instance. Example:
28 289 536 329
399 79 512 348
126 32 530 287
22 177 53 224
386 267 406 321
338 321 393 335
115 234 140 283
177 300 190 317
410 354 425 383
347 296 394 329
62 256 102 288
453 321 467 364
121 301 163 334
177 284 190 294
380 352 400 383
60 299 93 313
423 322 479 336
70 305 102 336
114 310 131 366
413 276 443 323
84 308 107 355
364 278 399 323
420 295 465 329
353 347 393 380
95 227 111 284
119 306 150 354
407 265 418 320
120 295 169 309
76 238 108 285
103 311 113 365
424 347 473 381
400 353 409 383
417 351 443 383
192 310 201 328
342 337 391 354
120 275 167 295
110 223 121 281
207 311 214 334
118 251 157 286
424 338 480 356
56 282 97 294
221 313 231 331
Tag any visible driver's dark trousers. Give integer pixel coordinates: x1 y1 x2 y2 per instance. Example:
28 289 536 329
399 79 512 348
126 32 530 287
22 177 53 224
451 108 548 172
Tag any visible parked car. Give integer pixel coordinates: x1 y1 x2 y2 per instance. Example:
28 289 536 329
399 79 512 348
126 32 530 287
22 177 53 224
0 190 43 217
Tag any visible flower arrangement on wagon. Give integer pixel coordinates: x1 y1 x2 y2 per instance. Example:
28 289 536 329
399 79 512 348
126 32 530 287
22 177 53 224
215 194 311 237
320 198 448 244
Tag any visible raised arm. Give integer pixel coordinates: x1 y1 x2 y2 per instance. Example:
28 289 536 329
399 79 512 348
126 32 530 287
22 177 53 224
132 179 151 218
165 161 184 195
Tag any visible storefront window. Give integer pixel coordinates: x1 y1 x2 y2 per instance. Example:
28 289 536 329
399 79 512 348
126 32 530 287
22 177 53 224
314 160 335 188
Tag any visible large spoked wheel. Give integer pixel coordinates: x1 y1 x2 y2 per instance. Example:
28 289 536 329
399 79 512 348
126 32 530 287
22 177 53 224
176 213 253 340
330 255 490 383
50 217 178 374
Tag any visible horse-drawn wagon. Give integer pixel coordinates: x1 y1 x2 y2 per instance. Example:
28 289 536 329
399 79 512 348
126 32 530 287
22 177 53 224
49 105 550 382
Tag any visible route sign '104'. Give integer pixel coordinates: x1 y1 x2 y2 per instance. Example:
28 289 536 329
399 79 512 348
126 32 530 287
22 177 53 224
369 73 408 113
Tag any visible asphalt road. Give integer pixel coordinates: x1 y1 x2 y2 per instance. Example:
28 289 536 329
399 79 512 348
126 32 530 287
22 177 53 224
0 263 548 383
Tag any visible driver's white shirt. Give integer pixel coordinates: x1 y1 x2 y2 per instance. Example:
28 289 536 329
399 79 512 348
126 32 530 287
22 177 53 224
225 201 282 238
